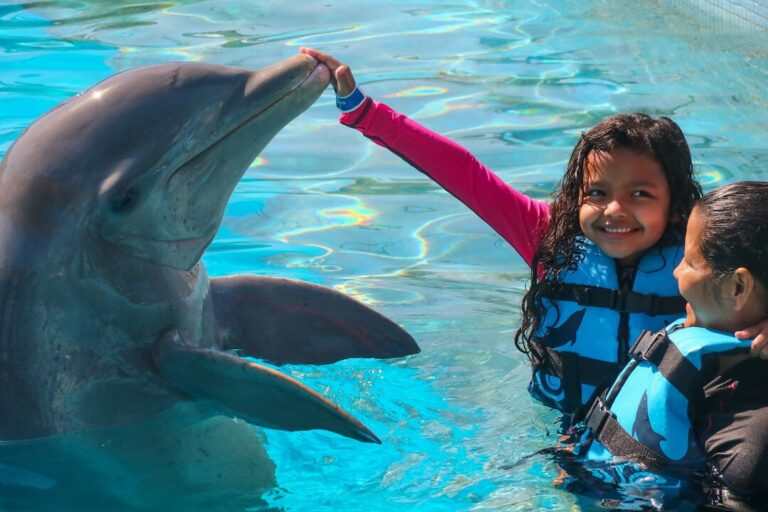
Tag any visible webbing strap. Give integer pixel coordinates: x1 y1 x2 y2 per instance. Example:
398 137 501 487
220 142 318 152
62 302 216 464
585 395 671 469
539 283 686 316
628 330 702 401
531 341 622 412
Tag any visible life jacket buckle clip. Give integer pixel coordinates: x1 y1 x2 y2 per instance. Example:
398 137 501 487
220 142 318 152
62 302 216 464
645 294 661 316
608 289 629 311
584 394 613 436
608 290 661 314
573 286 595 306
629 293 661 315
629 330 669 365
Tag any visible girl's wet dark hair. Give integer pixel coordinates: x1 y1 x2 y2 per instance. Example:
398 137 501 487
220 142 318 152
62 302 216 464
515 113 702 358
696 181 768 289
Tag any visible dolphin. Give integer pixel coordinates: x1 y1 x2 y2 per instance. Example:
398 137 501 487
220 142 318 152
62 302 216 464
0 54 419 446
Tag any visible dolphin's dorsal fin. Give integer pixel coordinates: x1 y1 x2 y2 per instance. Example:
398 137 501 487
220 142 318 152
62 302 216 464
152 330 380 444
210 275 420 364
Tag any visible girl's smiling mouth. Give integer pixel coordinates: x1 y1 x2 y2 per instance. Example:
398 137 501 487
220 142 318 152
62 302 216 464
595 224 641 237
599 226 636 234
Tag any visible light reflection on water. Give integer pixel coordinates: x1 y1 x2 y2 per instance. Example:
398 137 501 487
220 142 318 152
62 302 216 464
1 0 768 510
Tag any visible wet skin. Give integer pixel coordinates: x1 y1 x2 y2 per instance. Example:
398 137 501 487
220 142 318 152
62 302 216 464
578 148 671 266
673 207 768 373
673 207 766 333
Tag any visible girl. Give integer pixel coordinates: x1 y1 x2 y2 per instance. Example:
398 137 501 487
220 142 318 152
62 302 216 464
300 48 700 417
580 181 768 499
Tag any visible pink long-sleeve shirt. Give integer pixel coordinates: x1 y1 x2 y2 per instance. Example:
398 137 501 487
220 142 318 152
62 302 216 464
340 98 550 267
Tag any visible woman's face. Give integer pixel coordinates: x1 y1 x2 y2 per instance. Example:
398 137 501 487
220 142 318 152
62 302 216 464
673 207 733 330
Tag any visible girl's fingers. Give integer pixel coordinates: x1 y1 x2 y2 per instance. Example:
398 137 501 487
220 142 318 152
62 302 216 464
299 47 356 95
299 48 360 104
735 325 761 339
300 47 343 70
751 333 768 359
335 65 357 97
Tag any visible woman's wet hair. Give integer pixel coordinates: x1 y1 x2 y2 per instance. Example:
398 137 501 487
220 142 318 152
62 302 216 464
695 181 768 289
515 113 702 357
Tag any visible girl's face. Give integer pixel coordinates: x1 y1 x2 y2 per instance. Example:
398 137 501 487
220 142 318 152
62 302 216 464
672 208 731 330
578 148 672 266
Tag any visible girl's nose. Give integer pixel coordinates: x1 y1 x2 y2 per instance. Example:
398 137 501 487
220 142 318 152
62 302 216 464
603 199 626 217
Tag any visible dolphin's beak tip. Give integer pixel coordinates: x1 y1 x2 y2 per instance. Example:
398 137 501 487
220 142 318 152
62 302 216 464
298 52 317 66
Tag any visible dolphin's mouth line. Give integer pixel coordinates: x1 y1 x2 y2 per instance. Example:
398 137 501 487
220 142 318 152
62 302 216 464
168 61 328 182
109 225 218 252
95 227 217 270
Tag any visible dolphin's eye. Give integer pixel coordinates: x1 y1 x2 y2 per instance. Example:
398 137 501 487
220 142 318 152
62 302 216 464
110 189 139 214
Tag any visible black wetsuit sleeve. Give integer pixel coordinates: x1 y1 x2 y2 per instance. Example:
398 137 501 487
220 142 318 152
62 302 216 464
694 358 768 495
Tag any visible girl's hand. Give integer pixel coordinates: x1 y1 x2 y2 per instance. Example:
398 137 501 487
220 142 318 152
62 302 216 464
735 319 768 359
300 47 357 97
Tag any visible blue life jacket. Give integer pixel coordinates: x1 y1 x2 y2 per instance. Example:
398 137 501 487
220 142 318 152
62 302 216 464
529 239 685 413
581 319 752 468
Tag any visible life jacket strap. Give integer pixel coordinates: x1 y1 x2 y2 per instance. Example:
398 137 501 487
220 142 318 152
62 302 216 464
584 394 672 469
530 341 623 412
539 283 686 316
629 330 703 402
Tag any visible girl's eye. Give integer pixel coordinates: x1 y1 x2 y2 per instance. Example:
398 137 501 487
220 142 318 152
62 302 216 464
632 190 652 198
585 189 605 198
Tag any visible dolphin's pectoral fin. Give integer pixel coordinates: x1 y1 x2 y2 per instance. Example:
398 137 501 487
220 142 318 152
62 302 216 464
210 275 420 364
152 330 380 444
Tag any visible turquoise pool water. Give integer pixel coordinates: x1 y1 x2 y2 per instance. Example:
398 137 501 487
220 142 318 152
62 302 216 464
2 1 767 510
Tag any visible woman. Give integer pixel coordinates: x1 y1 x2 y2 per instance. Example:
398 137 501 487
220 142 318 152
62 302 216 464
580 181 768 503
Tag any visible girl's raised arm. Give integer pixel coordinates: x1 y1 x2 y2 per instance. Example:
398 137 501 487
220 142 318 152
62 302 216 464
301 48 550 267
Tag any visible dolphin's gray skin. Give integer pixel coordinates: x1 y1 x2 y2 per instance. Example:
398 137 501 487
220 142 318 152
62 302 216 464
0 54 419 446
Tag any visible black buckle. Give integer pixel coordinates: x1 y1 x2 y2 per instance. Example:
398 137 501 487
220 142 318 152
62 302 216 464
573 286 595 307
609 290 628 311
584 395 613 436
613 291 660 314
629 330 668 364
626 293 660 315
645 294 660 316
573 286 623 310
570 286 662 315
